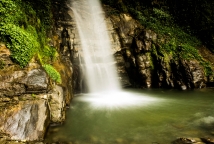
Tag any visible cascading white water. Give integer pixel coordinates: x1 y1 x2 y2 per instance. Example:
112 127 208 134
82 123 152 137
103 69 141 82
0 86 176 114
70 0 121 93
68 0 161 109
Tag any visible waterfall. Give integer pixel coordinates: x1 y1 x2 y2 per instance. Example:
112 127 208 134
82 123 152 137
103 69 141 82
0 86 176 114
70 0 121 93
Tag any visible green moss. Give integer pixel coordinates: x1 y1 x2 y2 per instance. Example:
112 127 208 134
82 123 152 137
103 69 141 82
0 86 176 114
145 52 154 70
151 44 157 56
43 64 61 84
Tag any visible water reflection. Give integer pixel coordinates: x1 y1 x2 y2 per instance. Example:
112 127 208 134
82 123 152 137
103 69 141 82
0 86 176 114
45 88 214 144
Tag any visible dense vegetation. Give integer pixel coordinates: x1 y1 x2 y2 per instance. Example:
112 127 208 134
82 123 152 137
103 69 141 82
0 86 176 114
0 0 61 83
102 0 214 50
101 0 213 76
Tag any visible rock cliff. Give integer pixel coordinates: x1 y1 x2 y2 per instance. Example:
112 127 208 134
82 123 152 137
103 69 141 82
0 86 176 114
0 43 73 142
105 11 209 90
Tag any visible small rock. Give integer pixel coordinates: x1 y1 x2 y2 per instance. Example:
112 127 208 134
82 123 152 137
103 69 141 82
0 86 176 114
201 137 214 144
13 97 19 101
172 137 197 144
2 97 11 102
181 85 187 90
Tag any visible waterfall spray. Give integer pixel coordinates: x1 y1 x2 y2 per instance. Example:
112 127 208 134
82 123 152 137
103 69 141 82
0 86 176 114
70 0 121 93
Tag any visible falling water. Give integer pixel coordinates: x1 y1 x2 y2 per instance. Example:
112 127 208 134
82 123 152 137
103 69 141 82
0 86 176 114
70 0 121 93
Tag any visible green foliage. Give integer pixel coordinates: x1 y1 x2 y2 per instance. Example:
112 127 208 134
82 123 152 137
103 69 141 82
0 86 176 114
131 8 213 75
165 0 214 50
0 0 35 67
146 52 154 70
162 38 176 53
0 0 23 25
103 0 214 49
23 0 52 30
31 93 36 98
0 0 61 80
0 60 5 69
43 64 61 84
0 24 39 67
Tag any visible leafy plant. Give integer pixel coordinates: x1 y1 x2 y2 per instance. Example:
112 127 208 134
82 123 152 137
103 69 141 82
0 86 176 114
0 24 39 67
0 0 62 80
43 64 61 84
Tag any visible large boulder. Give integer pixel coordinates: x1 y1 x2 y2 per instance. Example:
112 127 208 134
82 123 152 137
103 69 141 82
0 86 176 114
23 69 49 93
0 71 26 96
0 100 50 141
0 68 49 97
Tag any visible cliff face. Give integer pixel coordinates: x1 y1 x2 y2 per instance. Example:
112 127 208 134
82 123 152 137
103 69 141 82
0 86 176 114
0 44 73 142
106 13 207 90
0 0 73 142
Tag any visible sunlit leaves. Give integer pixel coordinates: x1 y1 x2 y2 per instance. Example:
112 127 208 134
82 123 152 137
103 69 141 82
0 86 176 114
43 64 62 84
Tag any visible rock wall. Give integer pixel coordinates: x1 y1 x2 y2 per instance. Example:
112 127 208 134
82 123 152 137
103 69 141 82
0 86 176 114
0 44 73 142
104 9 207 90
0 0 74 141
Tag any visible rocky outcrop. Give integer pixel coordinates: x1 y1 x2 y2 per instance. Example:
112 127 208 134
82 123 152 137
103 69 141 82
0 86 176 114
0 33 73 142
23 69 48 93
0 0 75 142
105 10 207 89
48 85 65 123
172 137 214 144
0 68 48 97
0 100 49 141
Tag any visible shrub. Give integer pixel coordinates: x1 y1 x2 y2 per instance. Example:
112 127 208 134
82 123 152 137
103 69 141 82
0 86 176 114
43 64 61 84
0 24 39 67
0 0 61 79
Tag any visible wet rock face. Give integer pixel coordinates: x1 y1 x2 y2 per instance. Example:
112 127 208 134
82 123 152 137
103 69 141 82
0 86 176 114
0 69 48 97
24 69 48 93
166 59 206 90
107 11 207 89
0 0 74 142
48 85 65 123
136 54 153 88
184 60 206 88
0 43 13 68
0 100 50 141
109 14 155 88
115 53 131 87
152 54 206 90
0 45 70 141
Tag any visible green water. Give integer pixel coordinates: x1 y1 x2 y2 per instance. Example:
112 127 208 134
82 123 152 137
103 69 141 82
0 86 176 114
45 88 214 144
